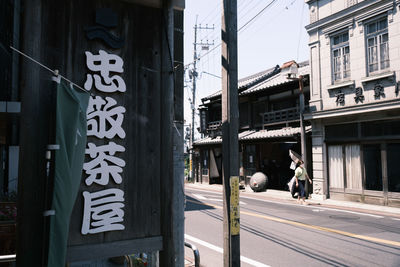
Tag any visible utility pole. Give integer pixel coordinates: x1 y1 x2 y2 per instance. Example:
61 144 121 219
298 76 306 170
221 0 240 266
190 19 214 182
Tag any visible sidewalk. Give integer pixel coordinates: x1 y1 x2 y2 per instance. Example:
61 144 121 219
185 182 400 218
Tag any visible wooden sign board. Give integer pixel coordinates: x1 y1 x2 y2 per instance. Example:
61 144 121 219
65 1 164 261
18 0 183 264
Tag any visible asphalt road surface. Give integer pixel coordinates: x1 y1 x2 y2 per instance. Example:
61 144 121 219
184 187 400 267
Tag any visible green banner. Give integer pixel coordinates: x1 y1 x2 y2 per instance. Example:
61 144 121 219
47 80 89 266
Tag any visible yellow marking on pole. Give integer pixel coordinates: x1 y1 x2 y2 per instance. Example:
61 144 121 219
230 176 240 235
186 199 400 247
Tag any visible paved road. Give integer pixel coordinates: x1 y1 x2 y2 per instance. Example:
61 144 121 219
184 187 400 267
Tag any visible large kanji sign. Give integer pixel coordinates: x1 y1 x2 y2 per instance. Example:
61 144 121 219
65 3 164 261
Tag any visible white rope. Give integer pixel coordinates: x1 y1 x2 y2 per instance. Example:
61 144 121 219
10 46 91 95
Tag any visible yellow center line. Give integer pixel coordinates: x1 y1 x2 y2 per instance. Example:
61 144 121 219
187 199 400 247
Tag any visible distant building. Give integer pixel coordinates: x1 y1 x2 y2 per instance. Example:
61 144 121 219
194 61 311 192
305 0 400 206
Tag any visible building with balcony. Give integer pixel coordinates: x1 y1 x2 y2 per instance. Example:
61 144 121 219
305 0 400 206
193 61 311 192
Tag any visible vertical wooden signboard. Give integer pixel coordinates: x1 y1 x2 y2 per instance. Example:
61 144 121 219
18 0 184 265
65 1 164 261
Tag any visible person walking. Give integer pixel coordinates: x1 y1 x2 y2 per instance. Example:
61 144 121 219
295 160 312 204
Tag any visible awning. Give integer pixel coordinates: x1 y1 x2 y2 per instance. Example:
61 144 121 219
193 126 311 146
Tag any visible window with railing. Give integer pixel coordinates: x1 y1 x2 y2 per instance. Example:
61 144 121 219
366 17 389 74
331 32 350 83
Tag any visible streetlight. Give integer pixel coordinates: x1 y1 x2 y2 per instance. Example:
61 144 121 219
286 62 307 170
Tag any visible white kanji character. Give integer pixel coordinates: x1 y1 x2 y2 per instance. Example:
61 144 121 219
81 189 125 235
84 50 126 93
87 95 126 139
83 142 125 186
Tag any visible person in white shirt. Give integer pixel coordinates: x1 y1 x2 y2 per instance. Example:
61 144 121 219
295 160 312 204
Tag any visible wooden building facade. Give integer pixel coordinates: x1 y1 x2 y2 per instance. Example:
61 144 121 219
194 61 312 192
1 0 185 266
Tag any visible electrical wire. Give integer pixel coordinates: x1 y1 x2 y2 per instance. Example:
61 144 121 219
238 0 263 24
238 0 278 33
199 1 222 26
296 1 306 62
186 0 280 68
239 0 295 46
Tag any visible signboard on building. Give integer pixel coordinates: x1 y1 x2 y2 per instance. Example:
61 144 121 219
18 0 183 265
64 3 164 261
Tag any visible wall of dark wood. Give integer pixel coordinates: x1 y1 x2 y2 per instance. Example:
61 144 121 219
17 0 178 264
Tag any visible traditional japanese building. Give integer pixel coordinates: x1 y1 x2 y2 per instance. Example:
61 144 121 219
305 0 400 207
0 0 185 266
194 61 311 192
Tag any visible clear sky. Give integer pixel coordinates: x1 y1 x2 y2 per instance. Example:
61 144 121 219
183 0 310 138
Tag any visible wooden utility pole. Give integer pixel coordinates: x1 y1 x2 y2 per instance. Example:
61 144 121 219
160 0 182 266
173 8 185 267
298 75 306 169
221 0 240 266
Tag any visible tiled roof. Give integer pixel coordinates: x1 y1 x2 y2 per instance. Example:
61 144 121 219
193 130 255 146
201 61 309 101
240 62 309 96
193 126 311 146
201 65 280 101
238 66 279 89
241 126 311 140
193 136 222 145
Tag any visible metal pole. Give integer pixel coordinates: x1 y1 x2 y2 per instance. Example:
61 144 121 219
222 0 240 266
185 242 200 267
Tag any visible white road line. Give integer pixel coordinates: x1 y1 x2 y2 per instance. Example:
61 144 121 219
312 209 323 212
208 198 223 202
391 218 400 221
237 195 383 218
185 234 270 267
306 206 384 218
189 188 384 219
192 193 247 205
207 198 247 205
192 193 207 200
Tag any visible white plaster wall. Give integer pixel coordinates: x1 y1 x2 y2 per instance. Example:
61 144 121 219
317 0 361 20
391 6 400 83
307 0 400 200
318 4 400 111
318 0 334 20
310 120 326 199
319 30 332 108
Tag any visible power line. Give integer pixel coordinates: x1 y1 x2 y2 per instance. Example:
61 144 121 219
238 0 262 23
186 0 279 68
238 0 278 32
238 0 287 42
199 1 222 25
297 0 306 62
201 0 262 44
